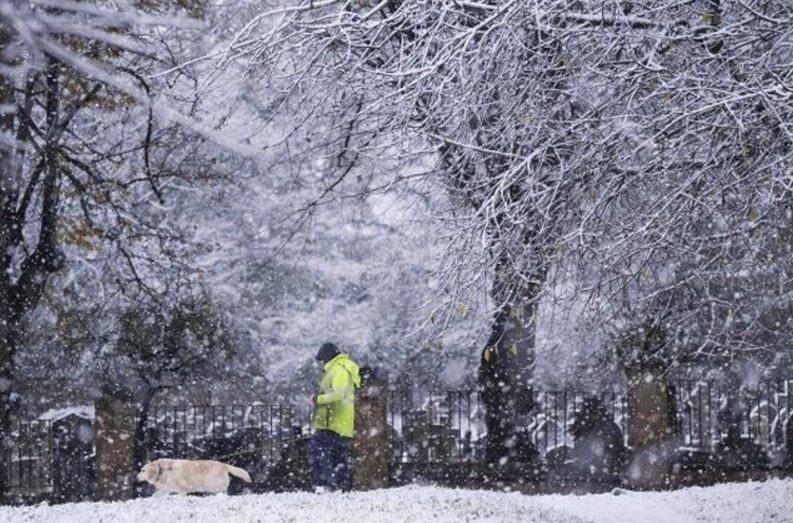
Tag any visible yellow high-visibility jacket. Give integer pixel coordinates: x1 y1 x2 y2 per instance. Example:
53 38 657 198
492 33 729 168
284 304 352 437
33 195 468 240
311 353 361 438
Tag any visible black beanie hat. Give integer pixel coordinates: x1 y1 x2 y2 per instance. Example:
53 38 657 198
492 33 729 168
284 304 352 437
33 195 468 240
316 342 341 363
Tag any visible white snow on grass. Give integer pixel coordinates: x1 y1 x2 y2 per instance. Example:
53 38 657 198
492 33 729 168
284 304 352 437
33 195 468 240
2 480 792 523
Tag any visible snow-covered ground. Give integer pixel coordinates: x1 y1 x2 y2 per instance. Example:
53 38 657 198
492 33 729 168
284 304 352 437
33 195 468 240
2 480 792 523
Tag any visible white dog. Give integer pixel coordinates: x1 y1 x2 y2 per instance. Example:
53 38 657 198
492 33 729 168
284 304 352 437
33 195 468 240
137 458 252 495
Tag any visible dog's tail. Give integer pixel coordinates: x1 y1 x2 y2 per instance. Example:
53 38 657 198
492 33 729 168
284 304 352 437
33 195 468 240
225 464 252 483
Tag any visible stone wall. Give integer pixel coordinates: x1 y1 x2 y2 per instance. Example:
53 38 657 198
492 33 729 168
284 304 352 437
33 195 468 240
353 375 391 490
625 368 675 488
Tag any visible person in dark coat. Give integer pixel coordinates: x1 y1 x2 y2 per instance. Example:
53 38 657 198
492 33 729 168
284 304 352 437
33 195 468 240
570 396 626 480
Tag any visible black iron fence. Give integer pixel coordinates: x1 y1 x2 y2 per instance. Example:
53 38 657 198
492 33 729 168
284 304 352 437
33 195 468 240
385 382 793 465
386 389 628 463
672 380 793 460
3 420 53 493
5 380 793 503
2 415 95 503
134 403 314 485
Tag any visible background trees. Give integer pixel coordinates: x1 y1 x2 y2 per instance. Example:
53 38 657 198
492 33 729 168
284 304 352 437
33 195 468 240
214 0 793 458
1 0 791 476
1 0 478 434
0 0 210 494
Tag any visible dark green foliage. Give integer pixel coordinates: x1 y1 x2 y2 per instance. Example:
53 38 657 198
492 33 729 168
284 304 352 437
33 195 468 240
114 297 234 384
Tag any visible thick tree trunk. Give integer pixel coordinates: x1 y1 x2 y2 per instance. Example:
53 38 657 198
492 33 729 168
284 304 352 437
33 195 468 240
0 23 17 499
479 261 545 464
0 40 64 497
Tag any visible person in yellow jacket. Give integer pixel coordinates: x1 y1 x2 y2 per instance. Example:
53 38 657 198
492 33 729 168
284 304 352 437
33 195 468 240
308 342 361 492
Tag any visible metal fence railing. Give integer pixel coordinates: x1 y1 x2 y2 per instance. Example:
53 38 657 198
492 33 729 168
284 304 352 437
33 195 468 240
384 382 793 464
2 415 95 502
673 380 793 454
2 420 53 493
386 389 628 463
5 380 793 504
134 403 314 484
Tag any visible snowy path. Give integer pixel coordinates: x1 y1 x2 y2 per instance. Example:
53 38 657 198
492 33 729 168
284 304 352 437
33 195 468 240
2 480 791 523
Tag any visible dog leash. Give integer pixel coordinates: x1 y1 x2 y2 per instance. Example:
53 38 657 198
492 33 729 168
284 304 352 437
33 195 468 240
207 437 309 462
207 444 278 462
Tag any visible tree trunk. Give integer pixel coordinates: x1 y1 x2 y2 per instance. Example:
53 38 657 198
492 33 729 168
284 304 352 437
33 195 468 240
478 261 544 464
0 310 13 500
132 385 163 473
0 41 64 497
0 23 17 499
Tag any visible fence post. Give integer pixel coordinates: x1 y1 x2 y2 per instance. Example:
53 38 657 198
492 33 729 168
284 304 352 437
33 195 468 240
353 369 390 490
94 388 135 501
625 365 675 488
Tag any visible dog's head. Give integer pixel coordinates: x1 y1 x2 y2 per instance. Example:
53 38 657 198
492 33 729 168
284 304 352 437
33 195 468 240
136 462 161 484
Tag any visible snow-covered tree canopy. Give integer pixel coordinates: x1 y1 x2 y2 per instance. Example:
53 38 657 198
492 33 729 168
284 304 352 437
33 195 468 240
0 0 791 412
211 0 793 379
0 0 483 402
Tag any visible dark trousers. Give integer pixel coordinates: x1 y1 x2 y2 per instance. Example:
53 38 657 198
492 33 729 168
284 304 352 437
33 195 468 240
307 429 352 491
